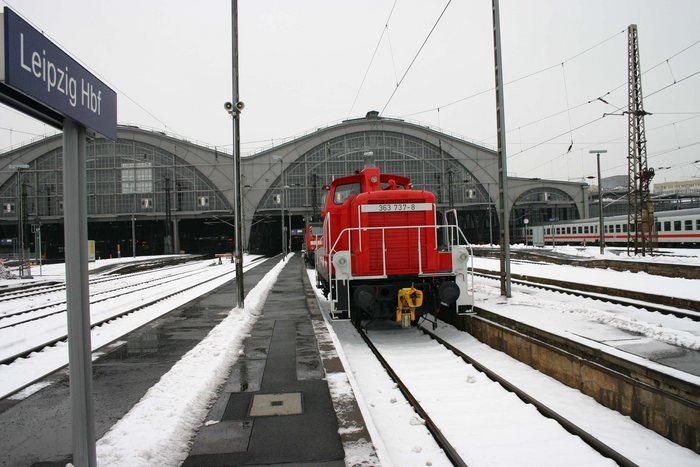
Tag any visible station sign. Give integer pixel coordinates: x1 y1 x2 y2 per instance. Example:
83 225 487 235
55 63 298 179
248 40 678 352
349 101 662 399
0 7 117 139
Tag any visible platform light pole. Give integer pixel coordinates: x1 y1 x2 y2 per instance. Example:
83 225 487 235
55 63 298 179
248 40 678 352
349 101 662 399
287 187 292 252
589 150 607 255
10 163 30 277
272 155 287 257
227 0 245 307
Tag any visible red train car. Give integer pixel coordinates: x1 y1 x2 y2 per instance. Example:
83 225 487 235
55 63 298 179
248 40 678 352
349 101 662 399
314 167 474 326
303 222 323 267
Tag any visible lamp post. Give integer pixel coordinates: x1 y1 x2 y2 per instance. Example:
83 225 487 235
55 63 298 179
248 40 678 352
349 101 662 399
10 163 30 277
523 218 529 246
272 155 286 256
287 186 292 252
589 150 607 254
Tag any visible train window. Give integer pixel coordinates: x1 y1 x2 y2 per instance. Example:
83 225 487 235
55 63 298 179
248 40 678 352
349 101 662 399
674 220 681 231
333 183 361 205
622 224 627 233
566 227 571 234
664 221 671 231
583 226 589 234
556 227 561 235
545 227 550 235
380 181 405 190
655 222 661 232
697 220 700 230
615 224 621 233
685 220 693 231
576 226 581 234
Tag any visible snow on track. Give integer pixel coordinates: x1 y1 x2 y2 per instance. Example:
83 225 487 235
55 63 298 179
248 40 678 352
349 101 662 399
368 327 616 467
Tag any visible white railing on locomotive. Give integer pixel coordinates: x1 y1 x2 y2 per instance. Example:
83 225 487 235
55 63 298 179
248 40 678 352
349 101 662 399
327 223 472 278
319 212 332 277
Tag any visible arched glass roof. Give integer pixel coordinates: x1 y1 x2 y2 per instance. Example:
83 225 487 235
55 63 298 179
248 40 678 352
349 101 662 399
256 130 491 215
0 138 231 221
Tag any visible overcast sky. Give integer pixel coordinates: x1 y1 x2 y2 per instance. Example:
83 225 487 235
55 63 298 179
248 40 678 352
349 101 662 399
2 0 699 187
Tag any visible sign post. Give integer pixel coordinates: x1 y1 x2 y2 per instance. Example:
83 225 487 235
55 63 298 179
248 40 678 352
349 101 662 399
63 119 96 465
2 8 116 466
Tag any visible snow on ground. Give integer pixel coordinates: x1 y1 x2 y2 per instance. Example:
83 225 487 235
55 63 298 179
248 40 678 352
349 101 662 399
0 255 263 399
96 254 291 467
425 321 700 467
0 255 182 287
306 249 700 467
473 254 700 302
2 250 699 466
501 244 700 267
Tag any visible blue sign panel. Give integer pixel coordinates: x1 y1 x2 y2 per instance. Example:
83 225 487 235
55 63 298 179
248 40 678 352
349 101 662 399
1 8 117 139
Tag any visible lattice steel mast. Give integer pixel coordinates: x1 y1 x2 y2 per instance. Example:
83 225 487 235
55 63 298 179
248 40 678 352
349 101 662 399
627 24 654 256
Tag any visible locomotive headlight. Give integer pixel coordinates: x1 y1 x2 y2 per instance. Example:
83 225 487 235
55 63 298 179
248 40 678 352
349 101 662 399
332 251 352 280
452 246 470 273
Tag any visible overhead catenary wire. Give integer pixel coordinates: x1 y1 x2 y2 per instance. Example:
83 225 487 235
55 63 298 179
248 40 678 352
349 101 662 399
3 1 175 134
380 0 452 116
347 0 399 118
401 28 626 118
386 25 400 88
518 113 700 179
561 63 574 154
492 39 700 181
515 65 700 163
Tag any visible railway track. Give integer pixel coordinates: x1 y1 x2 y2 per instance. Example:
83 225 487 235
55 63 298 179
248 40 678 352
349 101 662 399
0 261 222 329
473 268 700 320
0 256 267 399
358 324 631 466
0 259 205 304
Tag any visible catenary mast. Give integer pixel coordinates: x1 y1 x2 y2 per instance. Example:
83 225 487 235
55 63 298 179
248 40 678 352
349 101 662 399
627 24 654 256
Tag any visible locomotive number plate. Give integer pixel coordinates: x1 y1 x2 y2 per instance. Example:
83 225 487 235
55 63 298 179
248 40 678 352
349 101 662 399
361 202 432 213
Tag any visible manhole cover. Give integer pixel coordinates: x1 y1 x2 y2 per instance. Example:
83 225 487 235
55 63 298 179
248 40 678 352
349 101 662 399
249 393 303 417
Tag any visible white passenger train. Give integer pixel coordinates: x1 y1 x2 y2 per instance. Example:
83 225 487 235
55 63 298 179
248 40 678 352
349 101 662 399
516 208 700 247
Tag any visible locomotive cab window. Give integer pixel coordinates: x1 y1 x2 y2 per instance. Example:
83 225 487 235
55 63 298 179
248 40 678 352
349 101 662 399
380 181 405 190
333 183 361 205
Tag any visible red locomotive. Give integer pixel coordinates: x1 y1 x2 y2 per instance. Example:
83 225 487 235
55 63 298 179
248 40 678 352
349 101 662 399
314 167 474 326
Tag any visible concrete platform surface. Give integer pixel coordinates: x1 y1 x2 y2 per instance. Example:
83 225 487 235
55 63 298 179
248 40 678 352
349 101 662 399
183 254 375 466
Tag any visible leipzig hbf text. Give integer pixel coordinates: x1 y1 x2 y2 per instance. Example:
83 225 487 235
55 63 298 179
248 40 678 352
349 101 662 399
19 33 103 115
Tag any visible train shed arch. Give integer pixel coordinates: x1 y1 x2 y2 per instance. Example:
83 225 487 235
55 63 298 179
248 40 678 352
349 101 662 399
0 115 587 257
243 114 587 252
